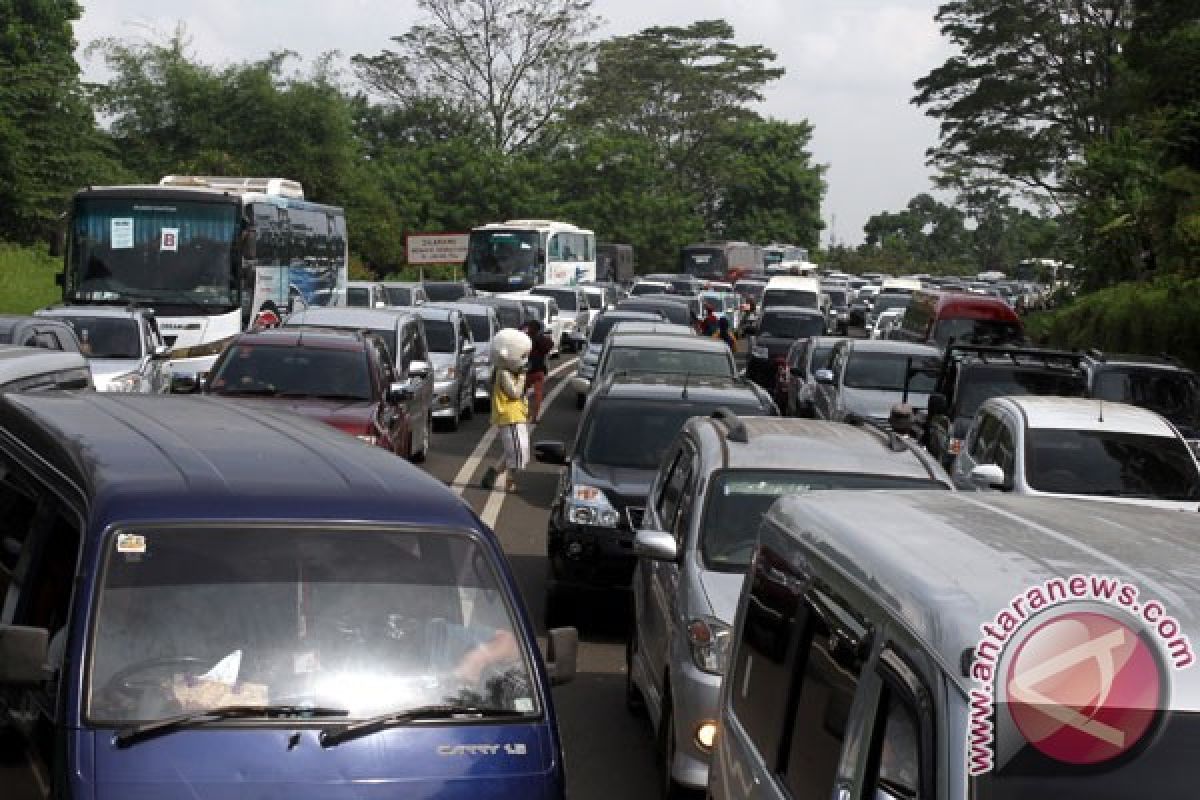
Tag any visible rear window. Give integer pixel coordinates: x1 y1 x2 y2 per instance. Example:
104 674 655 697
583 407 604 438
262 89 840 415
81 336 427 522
758 313 826 340
423 320 456 353
345 287 371 307
1025 429 1200 502
580 399 762 469
532 288 577 311
844 352 938 393
591 315 655 344
383 287 412 306
494 305 523 329
763 289 818 309
956 368 1086 419
629 283 668 297
464 314 492 344
933 318 1023 348
424 283 467 302
602 346 734 380
1093 368 1199 420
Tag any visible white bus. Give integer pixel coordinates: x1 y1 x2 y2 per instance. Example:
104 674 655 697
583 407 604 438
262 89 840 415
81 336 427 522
58 176 348 374
465 219 595 292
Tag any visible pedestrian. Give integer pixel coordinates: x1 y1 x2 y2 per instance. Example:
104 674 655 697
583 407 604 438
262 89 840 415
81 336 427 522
481 328 532 494
523 319 554 424
699 304 719 336
716 316 737 350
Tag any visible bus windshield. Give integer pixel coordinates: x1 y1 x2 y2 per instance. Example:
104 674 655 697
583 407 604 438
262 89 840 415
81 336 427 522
66 196 240 313
466 230 541 285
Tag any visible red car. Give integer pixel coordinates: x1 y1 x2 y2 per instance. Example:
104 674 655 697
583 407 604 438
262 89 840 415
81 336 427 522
200 328 415 458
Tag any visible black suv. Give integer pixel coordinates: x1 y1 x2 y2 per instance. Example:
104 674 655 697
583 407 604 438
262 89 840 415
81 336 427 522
535 373 776 623
923 344 1087 468
1083 350 1200 440
745 306 827 397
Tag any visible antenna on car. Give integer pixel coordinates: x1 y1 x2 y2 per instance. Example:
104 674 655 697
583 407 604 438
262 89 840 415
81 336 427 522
682 371 690 400
1098 398 1105 424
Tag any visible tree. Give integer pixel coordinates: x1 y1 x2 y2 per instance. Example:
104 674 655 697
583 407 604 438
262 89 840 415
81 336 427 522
0 0 122 243
352 0 600 152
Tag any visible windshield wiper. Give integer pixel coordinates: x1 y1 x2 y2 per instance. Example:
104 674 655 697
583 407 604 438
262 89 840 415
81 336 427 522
319 704 534 748
114 704 348 748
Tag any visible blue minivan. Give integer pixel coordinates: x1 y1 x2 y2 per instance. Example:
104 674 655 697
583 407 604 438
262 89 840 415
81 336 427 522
0 392 576 799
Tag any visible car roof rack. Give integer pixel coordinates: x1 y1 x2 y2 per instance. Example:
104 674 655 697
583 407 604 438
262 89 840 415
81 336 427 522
843 413 948 479
710 407 749 443
943 342 1084 369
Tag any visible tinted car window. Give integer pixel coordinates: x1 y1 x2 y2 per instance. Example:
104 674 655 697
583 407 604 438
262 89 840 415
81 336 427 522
423 320 456 353
345 287 371 307
843 352 938 392
603 346 733 379
872 295 911 315
88 527 536 722
210 344 372 401
763 290 818 309
957 369 1085 420
424 283 467 302
1025 430 1200 501
60 317 141 359
493 305 523 329
464 314 492 343
824 290 848 307
532 288 577 311
933 318 1023 347
629 283 669 296
580 399 762 469
700 471 946 571
1093 369 1199 420
758 313 827 340
383 287 412 306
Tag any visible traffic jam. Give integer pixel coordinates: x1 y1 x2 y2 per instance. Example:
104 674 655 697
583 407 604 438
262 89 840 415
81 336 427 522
2 177 1199 800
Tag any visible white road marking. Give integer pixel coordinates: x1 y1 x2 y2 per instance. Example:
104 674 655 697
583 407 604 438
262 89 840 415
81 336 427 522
480 369 575 528
451 357 577 495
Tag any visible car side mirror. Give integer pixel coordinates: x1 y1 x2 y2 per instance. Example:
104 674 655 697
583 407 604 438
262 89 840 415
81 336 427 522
408 360 431 379
815 368 835 385
544 627 578 686
462 342 476 355
169 373 199 394
635 528 678 562
969 464 1006 490
386 381 413 404
151 344 170 359
534 440 567 465
0 625 50 685
927 392 949 417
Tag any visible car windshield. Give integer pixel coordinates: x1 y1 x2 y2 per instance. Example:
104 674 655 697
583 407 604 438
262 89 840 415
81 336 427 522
700 471 946 571
532 288 577 311
602 346 733 380
87 527 537 723
210 344 373 400
1024 429 1200 501
58 317 142 359
464 314 491 344
1093 368 1199 421
758 313 826 340
424 284 467 302
843 352 938 393
383 287 412 306
423 320 456 353
933 318 1024 347
956 368 1086 419
581 400 760 469
763 290 818 309
465 229 540 281
872 295 911 314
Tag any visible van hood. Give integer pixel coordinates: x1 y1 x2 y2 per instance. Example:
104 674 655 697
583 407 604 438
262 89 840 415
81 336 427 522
573 463 656 508
83 724 558 800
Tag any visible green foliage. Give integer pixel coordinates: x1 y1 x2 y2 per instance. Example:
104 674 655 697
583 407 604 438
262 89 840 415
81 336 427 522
0 243 61 314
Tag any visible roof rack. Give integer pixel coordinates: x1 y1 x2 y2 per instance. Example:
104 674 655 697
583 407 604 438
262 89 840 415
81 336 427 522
710 407 749 443
843 413 948 479
158 175 305 199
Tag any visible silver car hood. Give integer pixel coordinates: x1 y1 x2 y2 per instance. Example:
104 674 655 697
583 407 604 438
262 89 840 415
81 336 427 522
696 567 748 625
841 386 931 419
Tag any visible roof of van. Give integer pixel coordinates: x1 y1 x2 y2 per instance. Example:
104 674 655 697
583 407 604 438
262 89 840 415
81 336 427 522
284 307 414 331
765 276 820 290
765 491 1200 707
913 289 1020 321
0 393 478 530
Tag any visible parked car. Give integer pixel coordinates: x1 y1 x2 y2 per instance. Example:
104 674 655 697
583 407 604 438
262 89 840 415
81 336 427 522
282 307 435 461
531 285 590 352
781 335 843 417
380 281 429 307
570 311 666 408
591 331 740 397
711 490 1200 800
1083 349 1200 441
0 315 83 352
35 306 170 393
534 372 777 624
413 305 477 430
196 327 415 458
813 339 941 425
924 344 1087 469
0 345 94 391
745 307 827 397
628 413 952 794
0 391 576 799
952 395 1200 510
437 302 501 411
893 289 1025 348
420 280 477 303
616 297 695 327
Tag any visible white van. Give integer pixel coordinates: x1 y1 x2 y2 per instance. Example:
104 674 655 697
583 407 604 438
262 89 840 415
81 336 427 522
761 276 822 311
880 276 923 295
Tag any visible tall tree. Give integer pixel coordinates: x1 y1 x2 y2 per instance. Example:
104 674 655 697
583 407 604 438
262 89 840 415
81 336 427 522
0 0 120 243
353 0 600 152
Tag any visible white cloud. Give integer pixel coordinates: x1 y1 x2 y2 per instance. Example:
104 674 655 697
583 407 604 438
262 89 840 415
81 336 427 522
73 0 950 245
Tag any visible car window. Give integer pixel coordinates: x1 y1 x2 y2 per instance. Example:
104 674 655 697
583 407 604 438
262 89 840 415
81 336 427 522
345 287 371 307
868 690 922 800
758 313 826 340
210 344 373 401
843 352 938 393
602 347 734 380
370 336 396 384
1025 429 1200 501
60 317 142 359
423 320 455 353
655 448 685 524
994 422 1016 488
969 412 1002 460
660 450 693 535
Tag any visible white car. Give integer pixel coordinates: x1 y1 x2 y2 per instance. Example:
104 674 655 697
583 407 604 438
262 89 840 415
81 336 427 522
34 306 170 392
953 395 1200 510
496 291 564 357
871 307 904 339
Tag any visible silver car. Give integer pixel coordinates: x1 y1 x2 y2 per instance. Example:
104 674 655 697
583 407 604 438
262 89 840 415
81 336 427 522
630 412 952 794
34 306 170 392
434 302 500 411
813 339 941 424
413 306 477 430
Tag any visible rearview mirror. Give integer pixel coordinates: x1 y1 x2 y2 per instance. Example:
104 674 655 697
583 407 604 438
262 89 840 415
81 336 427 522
814 368 834 385
408 360 431 379
969 464 1006 490
534 441 567 465
544 627 578 686
635 529 678 562
0 625 50 685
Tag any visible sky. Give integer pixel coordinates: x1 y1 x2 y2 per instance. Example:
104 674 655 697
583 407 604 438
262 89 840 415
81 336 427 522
74 0 953 247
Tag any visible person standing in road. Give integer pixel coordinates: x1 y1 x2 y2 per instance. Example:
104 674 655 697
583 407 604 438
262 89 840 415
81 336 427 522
523 319 553 424
699 304 719 336
482 328 532 494
716 316 737 350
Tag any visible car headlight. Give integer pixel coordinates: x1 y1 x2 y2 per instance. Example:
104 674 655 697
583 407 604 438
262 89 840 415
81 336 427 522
751 346 768 360
105 371 145 393
567 484 620 528
687 617 733 675
437 366 457 381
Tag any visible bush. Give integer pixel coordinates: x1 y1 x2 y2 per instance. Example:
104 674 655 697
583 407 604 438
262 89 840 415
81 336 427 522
0 243 61 314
